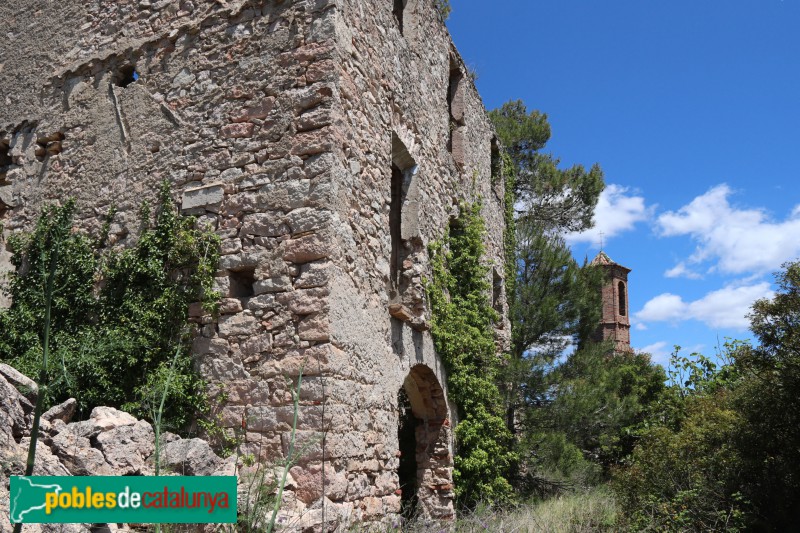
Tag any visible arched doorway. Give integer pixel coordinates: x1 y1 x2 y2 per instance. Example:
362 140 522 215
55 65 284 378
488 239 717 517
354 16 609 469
397 364 454 521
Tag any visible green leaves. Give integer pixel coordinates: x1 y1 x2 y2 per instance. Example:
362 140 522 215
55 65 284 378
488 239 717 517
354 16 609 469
614 263 800 530
489 100 604 234
0 181 219 430
427 202 517 507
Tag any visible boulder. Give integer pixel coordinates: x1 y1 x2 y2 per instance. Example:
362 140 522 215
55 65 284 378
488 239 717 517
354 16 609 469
0 363 38 402
160 438 222 476
95 420 155 475
0 372 28 440
88 406 138 431
42 398 77 424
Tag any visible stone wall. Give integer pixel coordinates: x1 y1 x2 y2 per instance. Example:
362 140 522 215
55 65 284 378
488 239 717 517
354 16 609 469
0 0 510 528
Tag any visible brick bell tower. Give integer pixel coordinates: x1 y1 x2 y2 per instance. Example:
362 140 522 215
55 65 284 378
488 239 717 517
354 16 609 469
590 251 633 352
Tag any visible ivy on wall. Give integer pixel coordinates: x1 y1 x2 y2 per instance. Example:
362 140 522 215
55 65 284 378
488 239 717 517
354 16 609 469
0 181 220 430
501 151 517 306
427 201 517 507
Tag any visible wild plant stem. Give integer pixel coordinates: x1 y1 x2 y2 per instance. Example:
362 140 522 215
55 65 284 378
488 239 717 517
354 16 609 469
153 343 182 533
266 366 304 533
13 239 58 533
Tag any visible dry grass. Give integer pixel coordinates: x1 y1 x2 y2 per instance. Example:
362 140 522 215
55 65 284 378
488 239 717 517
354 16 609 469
397 487 618 533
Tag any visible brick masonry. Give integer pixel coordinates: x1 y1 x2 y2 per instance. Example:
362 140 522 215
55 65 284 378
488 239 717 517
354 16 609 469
590 251 632 353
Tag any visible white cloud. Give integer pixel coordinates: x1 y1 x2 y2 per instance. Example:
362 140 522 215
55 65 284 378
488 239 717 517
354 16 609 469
566 184 652 245
637 341 670 366
634 282 774 330
664 262 702 279
657 184 800 276
635 293 684 323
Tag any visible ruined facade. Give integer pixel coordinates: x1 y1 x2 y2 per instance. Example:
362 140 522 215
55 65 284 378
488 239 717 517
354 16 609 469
590 251 632 352
0 0 510 528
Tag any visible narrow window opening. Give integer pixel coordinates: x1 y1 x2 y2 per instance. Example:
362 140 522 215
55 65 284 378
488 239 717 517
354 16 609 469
229 268 255 298
492 268 503 314
397 387 418 518
490 136 501 185
447 58 465 164
390 133 415 291
393 0 405 34
0 141 11 182
447 69 462 120
114 65 139 88
390 164 404 285
618 281 627 316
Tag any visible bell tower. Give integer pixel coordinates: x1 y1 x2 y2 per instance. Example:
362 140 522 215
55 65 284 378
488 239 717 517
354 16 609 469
590 251 632 352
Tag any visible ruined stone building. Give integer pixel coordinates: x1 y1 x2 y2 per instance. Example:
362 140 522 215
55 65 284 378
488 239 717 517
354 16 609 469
0 0 510 529
590 251 632 352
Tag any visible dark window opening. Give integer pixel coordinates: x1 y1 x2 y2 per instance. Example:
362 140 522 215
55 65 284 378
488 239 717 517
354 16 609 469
393 0 405 34
390 164 404 285
390 133 415 291
0 141 11 182
114 65 139 88
492 268 503 314
447 68 462 119
229 268 255 298
618 281 627 316
397 387 418 518
447 60 464 156
490 136 501 185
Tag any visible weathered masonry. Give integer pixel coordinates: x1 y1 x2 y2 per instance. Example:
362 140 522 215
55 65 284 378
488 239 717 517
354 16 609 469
0 0 510 528
590 251 632 353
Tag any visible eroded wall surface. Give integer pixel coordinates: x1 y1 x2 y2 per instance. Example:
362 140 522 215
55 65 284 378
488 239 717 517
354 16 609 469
0 0 510 528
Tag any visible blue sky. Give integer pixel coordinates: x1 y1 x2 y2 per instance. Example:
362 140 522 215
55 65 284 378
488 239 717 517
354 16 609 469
447 0 800 365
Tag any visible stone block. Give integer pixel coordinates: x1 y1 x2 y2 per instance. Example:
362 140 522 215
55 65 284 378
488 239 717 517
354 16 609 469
221 123 255 139
276 287 330 315
283 233 334 263
230 96 275 123
241 213 289 237
181 183 224 210
218 313 260 337
298 312 330 341
254 276 293 294
285 207 332 234
258 179 310 211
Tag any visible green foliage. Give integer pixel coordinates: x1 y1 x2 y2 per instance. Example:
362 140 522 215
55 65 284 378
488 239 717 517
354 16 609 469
0 182 220 429
546 346 666 468
514 345 665 500
614 391 749 532
427 202 517 507
511 228 602 362
434 0 451 20
615 263 800 533
489 100 604 233
501 151 517 308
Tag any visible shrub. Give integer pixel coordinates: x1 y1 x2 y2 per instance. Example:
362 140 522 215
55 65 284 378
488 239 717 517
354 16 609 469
0 182 219 429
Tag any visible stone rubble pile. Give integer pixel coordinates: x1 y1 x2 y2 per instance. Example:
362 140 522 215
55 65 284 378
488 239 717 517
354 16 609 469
0 363 235 533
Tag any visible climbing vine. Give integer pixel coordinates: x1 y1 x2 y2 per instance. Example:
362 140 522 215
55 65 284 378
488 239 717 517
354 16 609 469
0 181 220 430
427 201 517 507
501 151 517 306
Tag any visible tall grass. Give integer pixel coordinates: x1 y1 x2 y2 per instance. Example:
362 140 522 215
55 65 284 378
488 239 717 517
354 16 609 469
396 487 618 533
12 227 60 533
